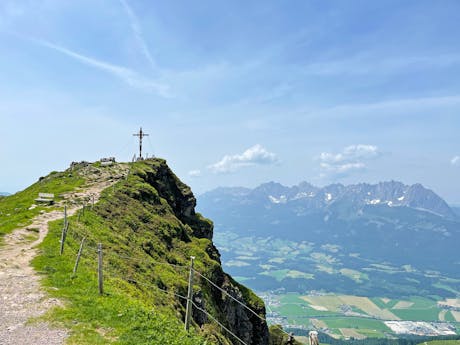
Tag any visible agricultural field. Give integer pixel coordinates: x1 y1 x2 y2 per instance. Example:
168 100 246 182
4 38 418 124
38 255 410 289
213 231 460 300
261 269 314 282
419 341 460 345
439 299 460 310
261 292 460 340
213 231 460 339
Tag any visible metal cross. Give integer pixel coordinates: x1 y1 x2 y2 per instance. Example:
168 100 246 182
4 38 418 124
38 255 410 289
133 127 149 159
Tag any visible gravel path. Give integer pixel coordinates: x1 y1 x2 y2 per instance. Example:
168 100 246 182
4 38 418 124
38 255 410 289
0 169 126 345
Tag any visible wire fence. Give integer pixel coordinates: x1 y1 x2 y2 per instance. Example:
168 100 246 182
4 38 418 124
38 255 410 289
58 206 296 345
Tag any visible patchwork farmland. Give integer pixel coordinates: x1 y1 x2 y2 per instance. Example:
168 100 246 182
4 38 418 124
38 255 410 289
261 293 460 339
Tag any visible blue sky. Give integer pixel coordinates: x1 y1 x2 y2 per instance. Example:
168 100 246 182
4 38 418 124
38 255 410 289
0 0 459 203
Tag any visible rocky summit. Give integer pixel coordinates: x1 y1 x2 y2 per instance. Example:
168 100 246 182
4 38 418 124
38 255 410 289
0 159 271 345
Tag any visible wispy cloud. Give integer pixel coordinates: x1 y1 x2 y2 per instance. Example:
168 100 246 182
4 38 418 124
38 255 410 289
34 39 170 97
335 95 460 113
301 53 460 76
298 94 460 124
209 144 278 174
451 156 460 166
119 0 157 71
188 169 201 177
319 145 381 178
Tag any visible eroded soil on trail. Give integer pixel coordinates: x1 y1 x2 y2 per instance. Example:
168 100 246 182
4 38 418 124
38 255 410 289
0 164 128 345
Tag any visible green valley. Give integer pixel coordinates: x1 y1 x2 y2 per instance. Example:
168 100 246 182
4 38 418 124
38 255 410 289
209 230 460 340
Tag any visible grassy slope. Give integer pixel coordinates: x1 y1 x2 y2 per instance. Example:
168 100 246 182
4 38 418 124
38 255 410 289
32 159 264 344
33 218 204 345
0 170 85 239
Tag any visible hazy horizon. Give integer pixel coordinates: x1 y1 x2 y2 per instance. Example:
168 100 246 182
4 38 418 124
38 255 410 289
1 1 459 203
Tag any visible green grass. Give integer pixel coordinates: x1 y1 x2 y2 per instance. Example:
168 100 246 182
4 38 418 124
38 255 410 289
390 308 440 321
280 293 306 304
390 297 439 321
31 159 265 344
323 317 391 332
275 304 309 318
407 297 438 309
444 311 457 323
0 169 85 239
370 298 400 309
339 268 369 283
260 269 314 282
260 269 290 281
278 305 335 318
354 328 386 338
271 296 338 320
33 218 205 345
369 298 388 309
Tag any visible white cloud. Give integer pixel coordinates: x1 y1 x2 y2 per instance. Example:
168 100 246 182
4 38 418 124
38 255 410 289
119 0 157 71
320 162 365 174
34 39 170 97
451 156 460 166
208 144 278 173
319 144 381 177
188 169 201 177
320 145 380 163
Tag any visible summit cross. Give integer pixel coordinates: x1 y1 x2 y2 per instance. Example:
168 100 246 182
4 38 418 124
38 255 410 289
133 127 149 159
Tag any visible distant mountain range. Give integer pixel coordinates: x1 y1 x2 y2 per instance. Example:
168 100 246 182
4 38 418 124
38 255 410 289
0 192 10 196
197 181 460 297
452 206 460 217
201 181 457 219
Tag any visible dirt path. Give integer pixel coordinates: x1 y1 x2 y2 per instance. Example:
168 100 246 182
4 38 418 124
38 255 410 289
0 169 125 345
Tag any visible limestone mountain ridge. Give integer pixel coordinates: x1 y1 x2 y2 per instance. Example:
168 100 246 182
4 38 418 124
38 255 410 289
201 180 456 219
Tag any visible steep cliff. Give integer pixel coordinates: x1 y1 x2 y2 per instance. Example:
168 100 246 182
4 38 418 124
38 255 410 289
31 158 268 344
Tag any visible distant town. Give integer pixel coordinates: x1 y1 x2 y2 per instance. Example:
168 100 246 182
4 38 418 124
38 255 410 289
258 290 458 339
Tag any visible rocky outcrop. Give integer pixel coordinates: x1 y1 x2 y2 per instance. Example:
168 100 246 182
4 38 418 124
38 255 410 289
129 159 269 345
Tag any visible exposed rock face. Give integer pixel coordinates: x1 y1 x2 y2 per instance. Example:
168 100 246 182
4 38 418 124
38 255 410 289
214 274 269 345
221 281 253 342
142 161 197 220
140 159 215 240
130 159 269 345
403 183 454 217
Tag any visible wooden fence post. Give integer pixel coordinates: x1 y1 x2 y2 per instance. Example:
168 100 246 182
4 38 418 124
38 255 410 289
60 222 69 255
72 237 86 276
184 256 195 331
98 243 103 295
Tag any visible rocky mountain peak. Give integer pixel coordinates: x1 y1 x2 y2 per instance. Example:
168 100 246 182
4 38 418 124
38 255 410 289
201 180 456 219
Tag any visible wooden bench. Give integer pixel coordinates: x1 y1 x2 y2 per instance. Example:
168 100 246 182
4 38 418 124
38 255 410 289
35 193 55 205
